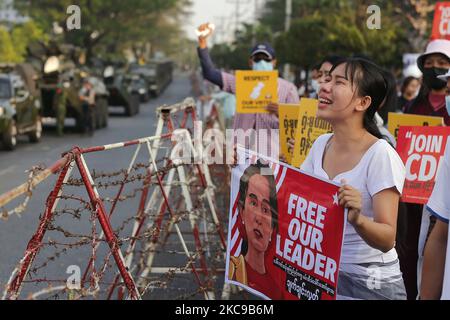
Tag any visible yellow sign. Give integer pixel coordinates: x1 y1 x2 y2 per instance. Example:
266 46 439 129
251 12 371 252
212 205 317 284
291 98 333 167
235 70 278 113
387 112 444 140
279 104 301 164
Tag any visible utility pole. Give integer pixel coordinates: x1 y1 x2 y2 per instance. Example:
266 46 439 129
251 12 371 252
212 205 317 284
227 0 247 40
283 0 292 80
252 0 259 45
214 16 228 44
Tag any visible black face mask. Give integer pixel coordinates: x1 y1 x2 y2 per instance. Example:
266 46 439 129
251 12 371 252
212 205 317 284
423 67 448 90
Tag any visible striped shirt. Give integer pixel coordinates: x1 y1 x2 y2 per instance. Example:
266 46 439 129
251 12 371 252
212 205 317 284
197 47 300 131
221 72 300 131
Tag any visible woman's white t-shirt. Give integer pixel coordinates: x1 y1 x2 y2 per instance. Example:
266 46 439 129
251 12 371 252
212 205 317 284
301 133 406 264
426 139 450 300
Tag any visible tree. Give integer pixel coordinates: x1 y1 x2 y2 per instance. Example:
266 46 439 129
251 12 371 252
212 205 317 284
15 0 192 64
11 21 47 61
393 0 436 52
0 27 19 63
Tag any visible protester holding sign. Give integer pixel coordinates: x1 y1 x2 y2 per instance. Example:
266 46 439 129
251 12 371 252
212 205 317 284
196 22 299 138
401 39 450 299
301 57 407 299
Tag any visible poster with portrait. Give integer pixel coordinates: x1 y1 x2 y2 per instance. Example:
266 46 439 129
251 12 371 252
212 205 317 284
396 126 450 204
225 146 346 300
235 70 278 114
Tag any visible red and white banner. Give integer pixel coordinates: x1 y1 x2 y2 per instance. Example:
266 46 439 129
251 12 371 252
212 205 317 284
397 126 450 204
226 147 346 300
431 2 450 40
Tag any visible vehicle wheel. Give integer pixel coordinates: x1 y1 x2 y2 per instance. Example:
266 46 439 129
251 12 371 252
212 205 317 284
3 120 17 150
133 94 140 114
75 114 84 133
91 110 97 131
140 92 150 102
95 107 101 129
29 117 42 143
125 104 133 117
102 100 109 128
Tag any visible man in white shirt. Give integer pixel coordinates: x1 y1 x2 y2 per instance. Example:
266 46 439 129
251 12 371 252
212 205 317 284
420 70 450 300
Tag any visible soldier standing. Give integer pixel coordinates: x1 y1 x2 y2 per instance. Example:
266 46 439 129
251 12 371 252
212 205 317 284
79 79 95 136
54 82 67 136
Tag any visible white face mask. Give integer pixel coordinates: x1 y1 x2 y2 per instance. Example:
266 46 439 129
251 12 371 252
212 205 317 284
311 79 319 92
252 60 274 71
445 95 450 115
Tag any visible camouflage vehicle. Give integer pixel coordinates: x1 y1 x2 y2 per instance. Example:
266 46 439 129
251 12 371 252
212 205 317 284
103 64 140 116
0 64 42 150
28 42 109 132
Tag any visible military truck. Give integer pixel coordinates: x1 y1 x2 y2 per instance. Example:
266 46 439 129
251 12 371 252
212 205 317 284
28 42 109 132
129 59 173 97
123 73 150 102
103 65 140 116
0 64 42 150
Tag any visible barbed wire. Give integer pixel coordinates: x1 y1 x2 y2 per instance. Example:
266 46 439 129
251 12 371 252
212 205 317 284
1 165 46 221
1 157 230 300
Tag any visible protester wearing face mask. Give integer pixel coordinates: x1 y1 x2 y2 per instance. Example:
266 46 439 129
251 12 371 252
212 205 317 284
196 22 299 157
405 39 450 125
309 65 320 98
399 39 450 300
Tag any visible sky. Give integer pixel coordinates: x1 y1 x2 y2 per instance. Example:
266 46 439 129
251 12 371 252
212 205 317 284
184 0 261 43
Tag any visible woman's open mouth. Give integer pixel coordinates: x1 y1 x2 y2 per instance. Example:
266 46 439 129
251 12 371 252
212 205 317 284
318 97 333 109
253 229 263 239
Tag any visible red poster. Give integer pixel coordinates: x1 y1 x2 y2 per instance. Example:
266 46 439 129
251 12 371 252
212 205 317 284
397 126 450 204
431 2 450 40
225 147 346 300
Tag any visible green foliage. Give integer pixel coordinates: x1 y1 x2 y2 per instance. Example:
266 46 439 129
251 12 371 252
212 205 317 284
15 0 191 63
0 27 19 63
212 0 430 73
11 21 48 61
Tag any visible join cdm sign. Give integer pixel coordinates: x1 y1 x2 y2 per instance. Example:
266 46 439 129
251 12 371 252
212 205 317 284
431 2 450 40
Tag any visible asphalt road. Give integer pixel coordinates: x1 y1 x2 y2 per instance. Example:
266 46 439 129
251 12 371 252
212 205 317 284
0 72 233 300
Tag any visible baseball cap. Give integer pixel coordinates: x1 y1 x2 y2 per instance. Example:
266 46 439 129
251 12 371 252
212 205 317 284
250 43 276 60
417 39 450 72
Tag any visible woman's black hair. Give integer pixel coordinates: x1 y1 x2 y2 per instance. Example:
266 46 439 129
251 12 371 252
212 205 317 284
329 57 397 140
238 160 278 256
401 76 419 95
405 77 429 114
319 55 343 69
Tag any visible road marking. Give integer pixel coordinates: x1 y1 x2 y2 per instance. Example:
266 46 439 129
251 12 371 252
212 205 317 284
0 165 18 177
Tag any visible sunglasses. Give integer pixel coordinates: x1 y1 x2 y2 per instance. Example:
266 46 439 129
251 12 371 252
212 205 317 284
252 57 272 63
